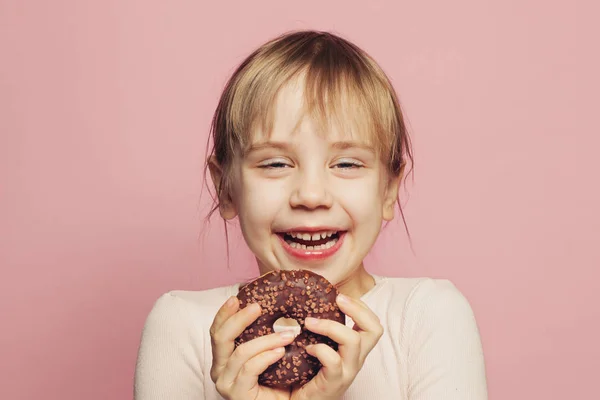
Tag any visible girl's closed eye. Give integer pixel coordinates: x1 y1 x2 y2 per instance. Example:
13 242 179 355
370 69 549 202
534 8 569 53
258 159 292 169
257 159 365 169
333 159 364 169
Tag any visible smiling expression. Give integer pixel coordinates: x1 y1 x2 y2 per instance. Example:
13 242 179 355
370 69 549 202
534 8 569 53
209 76 402 297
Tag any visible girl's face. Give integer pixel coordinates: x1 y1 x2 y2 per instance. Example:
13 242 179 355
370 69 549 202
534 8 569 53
211 78 401 297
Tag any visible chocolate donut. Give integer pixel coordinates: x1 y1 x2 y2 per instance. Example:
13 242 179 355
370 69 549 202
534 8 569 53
235 269 345 389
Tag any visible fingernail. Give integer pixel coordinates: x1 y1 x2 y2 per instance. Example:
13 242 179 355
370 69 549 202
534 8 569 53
337 294 350 304
273 347 285 355
280 331 295 339
305 317 319 326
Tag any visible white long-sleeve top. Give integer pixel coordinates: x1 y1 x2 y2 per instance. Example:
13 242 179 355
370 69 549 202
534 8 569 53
134 275 488 399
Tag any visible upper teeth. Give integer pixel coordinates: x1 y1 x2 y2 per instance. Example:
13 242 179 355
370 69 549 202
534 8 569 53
288 231 337 241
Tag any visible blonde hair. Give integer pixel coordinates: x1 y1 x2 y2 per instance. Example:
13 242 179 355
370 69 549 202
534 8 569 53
203 30 414 236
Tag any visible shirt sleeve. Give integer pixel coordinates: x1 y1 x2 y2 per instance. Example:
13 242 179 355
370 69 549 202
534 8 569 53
134 292 205 400
403 279 488 400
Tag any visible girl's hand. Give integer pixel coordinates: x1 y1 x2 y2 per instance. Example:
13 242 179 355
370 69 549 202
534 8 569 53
209 296 294 400
291 294 384 400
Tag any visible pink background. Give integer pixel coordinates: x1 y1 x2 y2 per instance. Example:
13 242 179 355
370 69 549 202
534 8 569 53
1 0 598 399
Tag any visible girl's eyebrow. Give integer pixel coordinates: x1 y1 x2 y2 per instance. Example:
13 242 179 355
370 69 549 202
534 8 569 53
330 141 375 152
244 141 291 155
245 140 374 154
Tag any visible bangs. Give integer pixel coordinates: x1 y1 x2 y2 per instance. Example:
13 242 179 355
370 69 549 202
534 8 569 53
226 33 399 158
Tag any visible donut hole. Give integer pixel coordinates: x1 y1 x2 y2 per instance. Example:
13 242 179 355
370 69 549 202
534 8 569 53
273 317 301 337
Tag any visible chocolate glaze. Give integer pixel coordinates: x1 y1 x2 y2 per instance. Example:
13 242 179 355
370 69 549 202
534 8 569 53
235 269 345 389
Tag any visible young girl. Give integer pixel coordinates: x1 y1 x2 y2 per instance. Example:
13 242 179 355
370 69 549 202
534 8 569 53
134 30 488 400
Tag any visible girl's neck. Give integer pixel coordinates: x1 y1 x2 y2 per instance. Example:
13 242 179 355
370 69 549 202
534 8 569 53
334 264 376 299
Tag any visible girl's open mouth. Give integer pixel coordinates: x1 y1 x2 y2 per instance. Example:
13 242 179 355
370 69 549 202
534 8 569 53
276 231 346 260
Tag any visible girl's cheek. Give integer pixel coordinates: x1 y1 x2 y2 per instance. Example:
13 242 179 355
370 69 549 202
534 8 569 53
332 176 380 202
241 181 288 216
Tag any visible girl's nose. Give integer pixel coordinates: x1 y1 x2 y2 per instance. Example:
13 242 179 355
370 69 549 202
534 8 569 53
289 170 333 210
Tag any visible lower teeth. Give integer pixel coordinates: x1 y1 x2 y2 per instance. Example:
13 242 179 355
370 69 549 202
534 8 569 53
285 238 338 250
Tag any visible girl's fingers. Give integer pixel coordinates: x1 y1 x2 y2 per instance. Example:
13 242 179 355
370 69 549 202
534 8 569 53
209 297 239 381
216 302 262 342
304 294 383 363
336 294 383 350
231 347 286 395
305 343 344 383
221 331 297 385
304 317 361 363
210 296 239 336
210 301 262 381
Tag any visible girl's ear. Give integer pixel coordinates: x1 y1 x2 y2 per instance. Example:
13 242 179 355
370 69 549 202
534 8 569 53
208 155 238 220
382 163 405 221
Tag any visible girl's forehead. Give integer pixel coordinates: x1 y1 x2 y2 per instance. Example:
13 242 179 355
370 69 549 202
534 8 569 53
248 76 376 147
